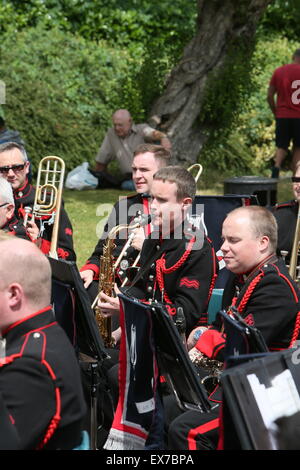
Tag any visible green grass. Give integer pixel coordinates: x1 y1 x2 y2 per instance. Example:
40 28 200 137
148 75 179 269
63 175 294 269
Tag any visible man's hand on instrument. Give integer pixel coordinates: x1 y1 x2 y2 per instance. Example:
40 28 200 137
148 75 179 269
188 347 203 363
26 220 40 241
112 326 122 345
130 226 145 251
80 269 94 288
187 326 208 351
98 285 121 316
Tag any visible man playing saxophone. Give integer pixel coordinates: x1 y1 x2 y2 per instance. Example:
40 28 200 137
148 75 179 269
99 166 218 450
167 205 300 451
80 144 171 304
97 166 218 343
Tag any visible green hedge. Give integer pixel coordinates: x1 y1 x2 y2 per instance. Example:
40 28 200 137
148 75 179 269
0 23 144 174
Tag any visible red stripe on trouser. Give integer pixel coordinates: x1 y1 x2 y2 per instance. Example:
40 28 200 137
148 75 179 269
187 418 220 450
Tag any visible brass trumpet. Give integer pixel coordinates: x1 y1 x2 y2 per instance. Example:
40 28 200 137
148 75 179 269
33 156 65 259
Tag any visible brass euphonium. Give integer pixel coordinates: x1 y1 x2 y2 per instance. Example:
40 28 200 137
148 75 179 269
31 156 65 259
92 213 151 348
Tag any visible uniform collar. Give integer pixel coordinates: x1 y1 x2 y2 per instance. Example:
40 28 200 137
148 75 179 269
13 178 32 199
2 306 55 341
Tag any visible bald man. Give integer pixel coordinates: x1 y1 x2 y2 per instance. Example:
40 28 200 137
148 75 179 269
95 109 171 190
0 238 86 449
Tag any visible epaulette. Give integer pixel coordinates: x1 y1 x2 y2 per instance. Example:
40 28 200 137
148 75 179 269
274 200 296 210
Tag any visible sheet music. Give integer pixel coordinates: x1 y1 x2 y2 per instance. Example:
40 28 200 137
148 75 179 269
247 370 300 449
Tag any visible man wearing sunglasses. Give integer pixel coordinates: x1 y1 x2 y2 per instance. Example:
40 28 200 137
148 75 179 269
0 177 38 241
0 142 76 260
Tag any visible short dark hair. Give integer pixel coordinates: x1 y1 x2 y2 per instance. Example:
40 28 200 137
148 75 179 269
153 165 196 201
133 143 171 167
227 205 278 252
0 117 5 127
0 141 28 161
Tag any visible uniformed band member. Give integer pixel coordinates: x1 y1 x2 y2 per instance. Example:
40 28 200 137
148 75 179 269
167 205 300 450
80 144 171 319
98 165 218 338
101 166 218 451
0 176 38 241
0 142 76 260
272 162 300 264
0 237 87 449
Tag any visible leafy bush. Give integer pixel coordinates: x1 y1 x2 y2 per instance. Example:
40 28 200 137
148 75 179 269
0 22 144 173
200 34 299 177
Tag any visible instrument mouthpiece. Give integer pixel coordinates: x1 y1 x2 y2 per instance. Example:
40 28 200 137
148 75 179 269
140 214 151 226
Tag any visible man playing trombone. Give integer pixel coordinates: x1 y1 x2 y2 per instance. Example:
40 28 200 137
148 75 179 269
0 142 76 260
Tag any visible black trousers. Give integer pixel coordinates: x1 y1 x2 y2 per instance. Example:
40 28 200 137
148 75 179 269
165 394 220 451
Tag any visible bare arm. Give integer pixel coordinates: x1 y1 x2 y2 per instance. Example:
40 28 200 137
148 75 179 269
94 162 107 172
151 130 172 150
267 84 277 116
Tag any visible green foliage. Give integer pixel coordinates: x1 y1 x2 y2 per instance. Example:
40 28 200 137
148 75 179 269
200 34 299 176
259 0 300 40
0 1 196 175
0 23 138 173
0 0 197 46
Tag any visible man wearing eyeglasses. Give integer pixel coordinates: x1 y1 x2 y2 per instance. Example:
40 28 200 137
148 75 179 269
0 142 76 260
0 177 38 241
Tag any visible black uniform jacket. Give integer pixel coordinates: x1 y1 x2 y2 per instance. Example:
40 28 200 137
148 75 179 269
272 199 298 260
2 213 33 241
13 179 76 261
124 222 218 335
196 256 300 360
81 192 151 282
0 306 87 450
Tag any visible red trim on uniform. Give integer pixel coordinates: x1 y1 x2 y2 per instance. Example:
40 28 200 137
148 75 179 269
80 263 100 278
3 306 53 336
9 414 15 425
179 277 200 289
39 238 51 254
142 198 151 237
187 418 219 450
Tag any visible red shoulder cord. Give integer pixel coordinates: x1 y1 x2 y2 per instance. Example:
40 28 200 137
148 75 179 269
235 272 265 314
155 237 195 306
234 270 300 349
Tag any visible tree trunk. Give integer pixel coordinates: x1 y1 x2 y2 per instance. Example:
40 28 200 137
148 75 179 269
149 0 272 166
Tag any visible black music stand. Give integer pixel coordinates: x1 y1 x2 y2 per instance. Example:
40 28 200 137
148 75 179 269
217 308 269 360
49 257 107 360
191 195 258 288
119 294 211 414
49 257 110 449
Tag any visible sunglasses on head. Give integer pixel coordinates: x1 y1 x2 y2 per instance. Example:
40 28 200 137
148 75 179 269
0 202 8 208
0 163 26 174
